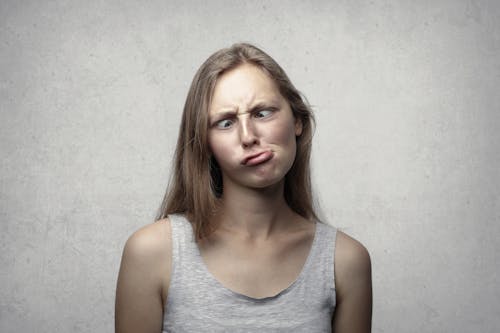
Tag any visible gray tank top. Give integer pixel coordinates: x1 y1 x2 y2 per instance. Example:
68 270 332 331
162 214 337 332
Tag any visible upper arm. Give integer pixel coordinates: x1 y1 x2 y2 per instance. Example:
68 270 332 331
332 231 372 333
115 219 172 333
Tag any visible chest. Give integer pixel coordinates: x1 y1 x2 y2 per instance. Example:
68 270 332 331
198 232 314 299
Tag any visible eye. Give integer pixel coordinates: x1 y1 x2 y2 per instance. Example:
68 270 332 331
215 119 234 129
254 109 273 119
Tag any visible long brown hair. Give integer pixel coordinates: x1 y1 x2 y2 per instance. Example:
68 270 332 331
156 43 318 239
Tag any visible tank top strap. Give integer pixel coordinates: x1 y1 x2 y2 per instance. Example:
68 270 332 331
168 214 199 280
288 221 337 309
312 222 337 292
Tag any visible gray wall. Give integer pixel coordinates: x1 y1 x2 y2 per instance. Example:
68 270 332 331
1 1 499 332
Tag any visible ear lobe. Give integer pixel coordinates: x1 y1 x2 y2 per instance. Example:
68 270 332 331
295 117 303 136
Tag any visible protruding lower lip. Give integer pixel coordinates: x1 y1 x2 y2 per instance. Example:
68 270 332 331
242 151 273 166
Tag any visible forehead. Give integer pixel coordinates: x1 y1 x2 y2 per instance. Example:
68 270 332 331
210 64 283 113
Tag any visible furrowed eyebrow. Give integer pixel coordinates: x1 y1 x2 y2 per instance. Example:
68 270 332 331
246 102 276 114
210 101 279 123
209 110 237 124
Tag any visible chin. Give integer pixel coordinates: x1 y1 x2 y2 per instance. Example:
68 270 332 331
222 158 293 191
243 173 286 190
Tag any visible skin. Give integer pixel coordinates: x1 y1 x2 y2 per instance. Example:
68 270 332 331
115 63 372 332
207 63 302 192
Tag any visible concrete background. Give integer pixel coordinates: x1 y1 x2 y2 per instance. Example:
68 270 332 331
1 0 499 332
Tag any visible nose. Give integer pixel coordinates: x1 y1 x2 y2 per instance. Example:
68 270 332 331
239 116 258 148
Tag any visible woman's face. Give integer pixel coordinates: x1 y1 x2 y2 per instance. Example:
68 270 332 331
207 63 302 192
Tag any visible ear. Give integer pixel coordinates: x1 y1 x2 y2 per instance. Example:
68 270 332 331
294 117 303 136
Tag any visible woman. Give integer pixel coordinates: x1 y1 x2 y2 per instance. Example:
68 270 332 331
115 43 372 332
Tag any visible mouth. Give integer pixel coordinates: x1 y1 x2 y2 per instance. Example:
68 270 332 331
241 150 274 166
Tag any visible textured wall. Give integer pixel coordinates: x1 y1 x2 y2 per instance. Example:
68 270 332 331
1 1 499 332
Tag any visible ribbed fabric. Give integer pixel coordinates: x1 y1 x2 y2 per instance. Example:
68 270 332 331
162 214 337 332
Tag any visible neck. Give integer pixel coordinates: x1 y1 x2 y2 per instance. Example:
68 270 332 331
214 180 295 239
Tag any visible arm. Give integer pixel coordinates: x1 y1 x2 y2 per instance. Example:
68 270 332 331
115 219 172 333
332 231 372 333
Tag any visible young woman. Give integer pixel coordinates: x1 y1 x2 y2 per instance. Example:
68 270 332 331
115 43 372 332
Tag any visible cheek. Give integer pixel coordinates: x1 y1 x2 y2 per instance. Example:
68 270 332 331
208 135 233 166
268 121 298 147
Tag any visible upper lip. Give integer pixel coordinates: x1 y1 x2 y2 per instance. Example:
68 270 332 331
241 150 270 165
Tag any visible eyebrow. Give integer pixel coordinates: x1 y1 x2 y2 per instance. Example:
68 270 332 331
210 101 278 121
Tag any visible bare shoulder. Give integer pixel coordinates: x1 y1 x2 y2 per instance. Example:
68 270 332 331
118 218 173 303
332 230 372 332
335 230 371 284
115 218 172 333
123 218 172 261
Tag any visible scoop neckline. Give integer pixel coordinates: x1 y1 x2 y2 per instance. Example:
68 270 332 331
191 221 319 302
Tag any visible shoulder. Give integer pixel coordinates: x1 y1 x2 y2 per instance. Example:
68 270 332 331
334 231 371 291
123 218 172 263
115 219 172 332
333 230 372 303
331 231 372 331
335 231 371 279
120 218 172 298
